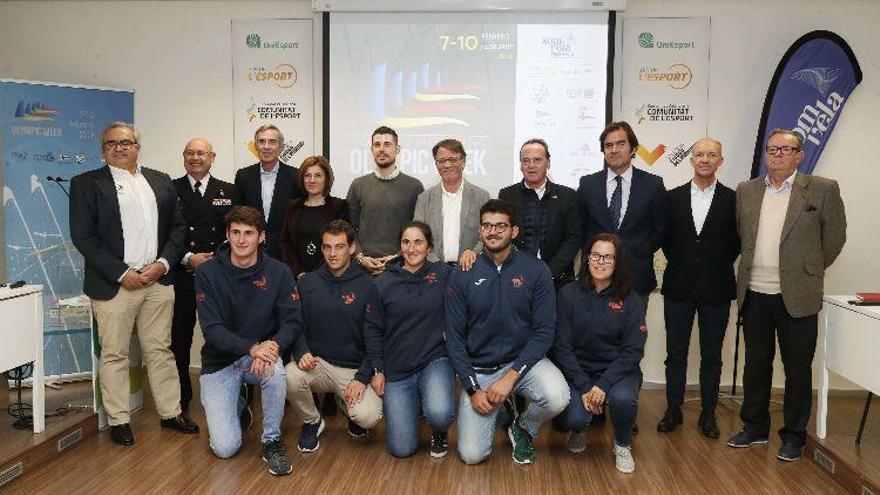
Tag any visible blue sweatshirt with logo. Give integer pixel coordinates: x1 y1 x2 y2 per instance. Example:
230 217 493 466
445 248 556 390
364 260 451 381
551 282 646 394
293 263 379 384
195 243 301 375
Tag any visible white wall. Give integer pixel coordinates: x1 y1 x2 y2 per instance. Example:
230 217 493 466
2 0 876 390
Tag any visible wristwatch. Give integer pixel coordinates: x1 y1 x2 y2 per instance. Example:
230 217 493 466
466 384 481 396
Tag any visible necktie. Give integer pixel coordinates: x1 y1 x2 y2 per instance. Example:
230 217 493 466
609 175 622 230
194 180 202 196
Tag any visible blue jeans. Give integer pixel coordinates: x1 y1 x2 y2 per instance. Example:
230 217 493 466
200 355 286 458
383 357 456 458
553 372 641 447
456 358 570 464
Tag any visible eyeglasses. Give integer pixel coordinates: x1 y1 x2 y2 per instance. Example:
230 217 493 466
692 151 721 159
520 157 547 165
184 150 212 158
765 146 800 156
480 222 510 233
436 156 463 165
103 140 137 150
588 252 616 264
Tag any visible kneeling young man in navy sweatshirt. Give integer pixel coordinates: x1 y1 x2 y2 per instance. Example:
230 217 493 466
196 206 301 476
446 199 570 466
286 219 382 453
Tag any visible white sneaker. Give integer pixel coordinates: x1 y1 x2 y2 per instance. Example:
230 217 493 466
567 431 587 454
613 442 635 474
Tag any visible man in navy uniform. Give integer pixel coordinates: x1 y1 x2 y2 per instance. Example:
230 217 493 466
171 137 236 415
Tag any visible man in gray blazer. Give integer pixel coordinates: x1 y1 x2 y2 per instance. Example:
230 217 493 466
726 129 846 462
413 138 490 267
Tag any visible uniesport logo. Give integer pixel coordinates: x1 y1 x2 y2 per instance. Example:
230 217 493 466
246 33 261 48
14 101 58 121
247 64 297 89
637 31 695 49
638 64 693 90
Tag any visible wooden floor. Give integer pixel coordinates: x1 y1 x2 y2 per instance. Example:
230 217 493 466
7 377 873 495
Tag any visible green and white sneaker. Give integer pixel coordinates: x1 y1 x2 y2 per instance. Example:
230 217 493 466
507 420 535 465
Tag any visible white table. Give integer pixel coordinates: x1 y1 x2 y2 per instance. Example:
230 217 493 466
817 295 880 439
0 285 45 433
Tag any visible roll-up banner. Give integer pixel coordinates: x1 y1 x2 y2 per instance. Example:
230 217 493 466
232 19 315 171
752 31 862 178
620 17 710 189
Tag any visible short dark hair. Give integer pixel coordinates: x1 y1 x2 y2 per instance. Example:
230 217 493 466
768 128 804 148
321 219 356 245
399 220 434 249
600 121 639 151
371 126 398 145
298 155 334 196
519 138 550 160
479 199 517 227
578 232 631 299
225 206 266 233
432 138 467 159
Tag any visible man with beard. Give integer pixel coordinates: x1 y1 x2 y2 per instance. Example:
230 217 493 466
445 199 569 465
346 126 424 275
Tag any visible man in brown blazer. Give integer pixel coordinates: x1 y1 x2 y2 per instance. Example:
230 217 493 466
726 129 846 462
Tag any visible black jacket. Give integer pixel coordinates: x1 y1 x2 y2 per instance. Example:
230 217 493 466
661 181 739 303
278 196 350 276
70 166 186 300
577 167 668 295
233 161 302 259
498 180 582 284
173 175 237 283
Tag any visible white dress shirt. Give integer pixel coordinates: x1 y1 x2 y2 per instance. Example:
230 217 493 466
606 166 633 228
260 162 279 218
188 173 211 197
441 181 464 263
108 164 167 279
764 170 797 195
374 166 401 181
690 179 716 235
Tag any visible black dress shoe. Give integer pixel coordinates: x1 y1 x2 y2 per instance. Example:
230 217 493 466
160 415 201 434
110 424 135 446
656 407 683 433
698 412 721 438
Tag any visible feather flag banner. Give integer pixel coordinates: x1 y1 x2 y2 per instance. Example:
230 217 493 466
751 31 862 178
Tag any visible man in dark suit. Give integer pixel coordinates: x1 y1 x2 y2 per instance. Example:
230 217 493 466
577 121 668 302
234 124 303 259
727 129 846 462
69 122 199 446
171 138 236 415
657 138 739 438
499 138 581 287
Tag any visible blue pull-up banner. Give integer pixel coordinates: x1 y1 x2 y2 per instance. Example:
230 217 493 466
752 30 862 178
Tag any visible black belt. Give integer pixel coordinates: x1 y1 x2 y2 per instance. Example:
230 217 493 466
446 261 458 267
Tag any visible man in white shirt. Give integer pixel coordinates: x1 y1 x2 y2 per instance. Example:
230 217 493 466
413 138 489 268
70 122 199 447
657 138 739 438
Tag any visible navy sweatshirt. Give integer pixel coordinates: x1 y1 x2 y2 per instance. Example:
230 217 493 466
364 260 451 381
445 248 556 390
293 263 379 384
195 243 301 375
551 282 646 394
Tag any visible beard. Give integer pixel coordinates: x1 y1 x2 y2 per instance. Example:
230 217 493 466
483 237 511 254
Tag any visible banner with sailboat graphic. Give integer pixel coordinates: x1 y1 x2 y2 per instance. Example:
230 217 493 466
1 79 133 378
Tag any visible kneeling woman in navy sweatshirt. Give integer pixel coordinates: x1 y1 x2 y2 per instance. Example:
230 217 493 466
551 233 646 474
365 221 455 458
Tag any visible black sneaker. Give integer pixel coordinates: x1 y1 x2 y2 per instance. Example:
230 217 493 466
348 418 368 438
726 429 769 448
430 431 449 458
239 384 253 431
261 440 292 476
297 418 325 453
777 441 804 461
